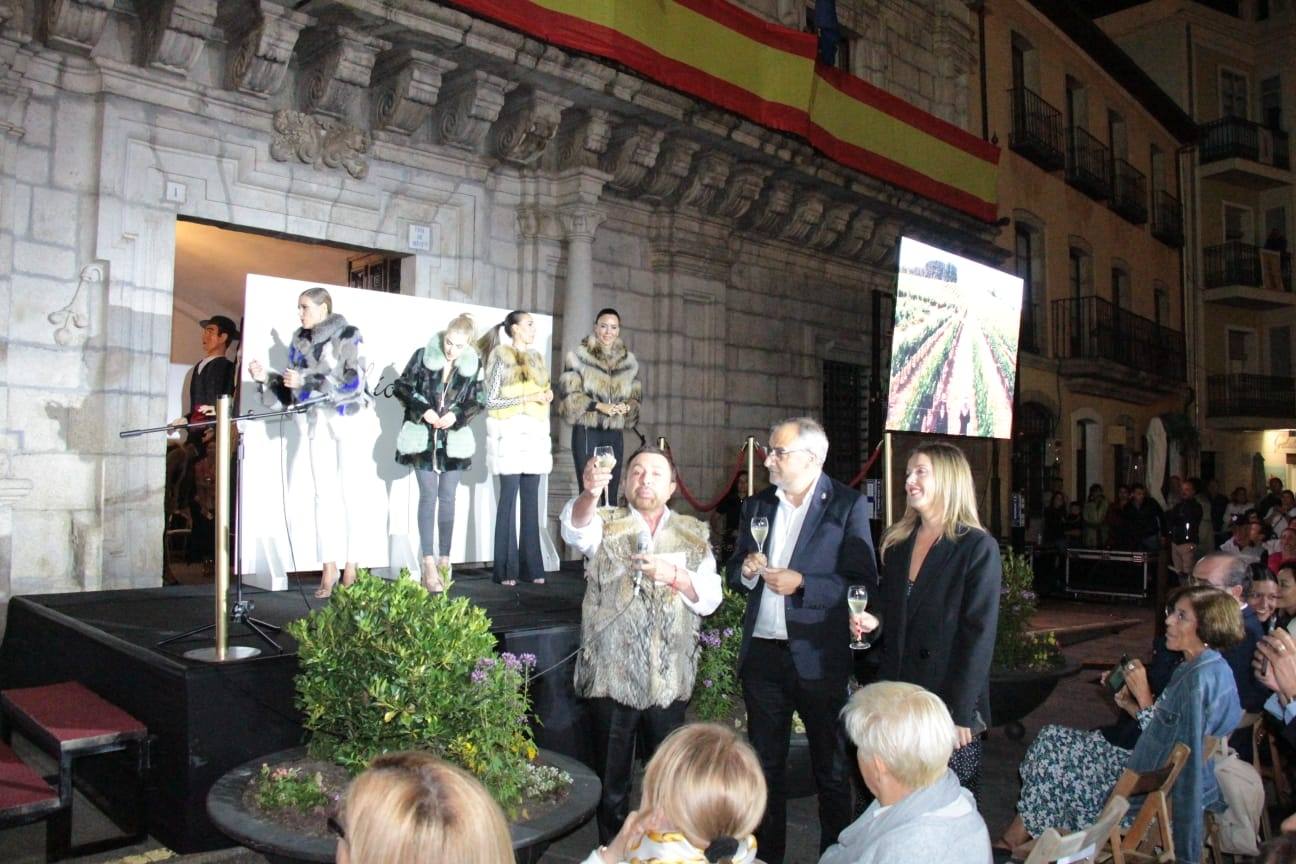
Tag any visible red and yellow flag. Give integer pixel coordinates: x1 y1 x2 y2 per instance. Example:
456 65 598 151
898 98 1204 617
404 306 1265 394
445 0 999 222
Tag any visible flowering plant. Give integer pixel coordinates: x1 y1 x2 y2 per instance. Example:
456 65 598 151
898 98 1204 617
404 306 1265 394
286 571 565 814
255 764 328 813
692 588 747 724
993 550 1063 672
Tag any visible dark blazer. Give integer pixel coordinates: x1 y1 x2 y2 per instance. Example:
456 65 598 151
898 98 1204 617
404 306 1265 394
875 526 1001 728
725 473 876 683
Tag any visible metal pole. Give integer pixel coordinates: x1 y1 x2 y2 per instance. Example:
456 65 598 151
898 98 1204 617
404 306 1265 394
883 432 894 527
745 436 756 497
657 437 667 450
214 395 230 661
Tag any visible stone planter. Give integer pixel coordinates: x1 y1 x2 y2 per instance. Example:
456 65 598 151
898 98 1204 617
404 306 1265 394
989 654 1081 740
207 746 600 864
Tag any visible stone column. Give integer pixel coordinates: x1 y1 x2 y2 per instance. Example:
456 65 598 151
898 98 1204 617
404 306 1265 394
0 454 33 613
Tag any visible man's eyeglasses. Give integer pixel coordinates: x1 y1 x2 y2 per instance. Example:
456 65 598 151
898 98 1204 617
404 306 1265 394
765 445 812 461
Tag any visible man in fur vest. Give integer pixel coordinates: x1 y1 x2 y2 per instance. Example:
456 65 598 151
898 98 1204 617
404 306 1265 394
560 445 722 843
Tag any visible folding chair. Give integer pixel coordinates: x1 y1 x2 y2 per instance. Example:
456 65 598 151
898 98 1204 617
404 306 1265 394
1024 795 1129 864
1099 742 1189 864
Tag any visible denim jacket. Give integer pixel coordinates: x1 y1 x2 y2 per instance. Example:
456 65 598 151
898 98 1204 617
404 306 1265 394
1126 648 1241 864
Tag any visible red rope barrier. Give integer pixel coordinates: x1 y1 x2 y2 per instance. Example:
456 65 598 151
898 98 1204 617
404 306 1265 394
672 444 749 512
846 441 884 488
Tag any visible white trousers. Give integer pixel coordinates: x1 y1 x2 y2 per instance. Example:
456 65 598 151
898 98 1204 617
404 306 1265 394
307 411 370 565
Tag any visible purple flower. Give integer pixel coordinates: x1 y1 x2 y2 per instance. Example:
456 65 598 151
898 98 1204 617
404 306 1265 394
471 669 488 685
501 652 522 672
475 657 495 672
1022 591 1037 602
517 714 528 725
722 627 734 638
703 679 714 688
519 653 538 667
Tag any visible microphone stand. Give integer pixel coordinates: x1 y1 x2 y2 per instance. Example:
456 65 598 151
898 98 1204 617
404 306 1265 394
124 395 326 661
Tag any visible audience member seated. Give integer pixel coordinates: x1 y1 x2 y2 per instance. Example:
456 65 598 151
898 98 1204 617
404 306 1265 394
1269 528 1296 573
1249 568 1280 633
585 723 766 864
335 751 513 864
819 681 991 864
998 585 1243 864
1267 491 1296 535
1223 486 1254 534
1259 477 1285 524
1276 564 1296 630
1222 515 1264 564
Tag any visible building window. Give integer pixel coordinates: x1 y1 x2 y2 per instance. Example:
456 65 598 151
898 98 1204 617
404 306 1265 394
1069 246 1090 298
1221 69 1249 119
1154 283 1170 330
804 7 854 74
1016 224 1043 353
823 360 865 481
1111 266 1129 310
1262 76 1283 130
1108 110 1127 160
1271 326 1292 378
1149 143 1166 193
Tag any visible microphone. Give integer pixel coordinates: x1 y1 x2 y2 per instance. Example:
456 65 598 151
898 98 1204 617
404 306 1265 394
635 533 651 597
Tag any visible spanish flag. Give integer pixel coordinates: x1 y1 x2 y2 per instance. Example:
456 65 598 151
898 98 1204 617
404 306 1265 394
443 0 999 223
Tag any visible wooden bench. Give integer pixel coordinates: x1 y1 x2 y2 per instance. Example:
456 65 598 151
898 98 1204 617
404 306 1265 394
0 681 150 861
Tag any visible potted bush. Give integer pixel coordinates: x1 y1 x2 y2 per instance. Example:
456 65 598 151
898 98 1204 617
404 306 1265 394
990 550 1078 739
207 572 595 863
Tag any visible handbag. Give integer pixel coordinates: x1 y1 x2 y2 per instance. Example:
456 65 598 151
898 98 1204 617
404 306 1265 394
396 420 429 455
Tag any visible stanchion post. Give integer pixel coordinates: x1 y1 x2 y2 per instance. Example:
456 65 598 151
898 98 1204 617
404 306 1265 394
745 436 755 498
214 396 231 661
883 432 894 527
656 436 667 451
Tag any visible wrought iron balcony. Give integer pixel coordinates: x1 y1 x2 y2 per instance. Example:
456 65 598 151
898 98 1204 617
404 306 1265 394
1052 295 1186 399
1205 240 1292 286
1109 157 1147 224
1151 190 1184 248
1200 116 1290 170
1066 126 1111 200
1207 374 1296 423
1008 87 1065 171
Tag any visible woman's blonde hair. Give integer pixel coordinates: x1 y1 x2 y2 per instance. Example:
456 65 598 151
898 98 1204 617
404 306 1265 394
880 441 983 560
640 723 767 857
340 751 512 864
444 312 476 341
841 681 956 790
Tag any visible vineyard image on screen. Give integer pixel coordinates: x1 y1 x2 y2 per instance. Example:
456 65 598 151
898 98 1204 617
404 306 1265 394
885 237 1024 439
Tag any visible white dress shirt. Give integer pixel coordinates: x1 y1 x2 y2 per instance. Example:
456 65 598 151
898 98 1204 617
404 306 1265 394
559 498 722 616
743 479 817 640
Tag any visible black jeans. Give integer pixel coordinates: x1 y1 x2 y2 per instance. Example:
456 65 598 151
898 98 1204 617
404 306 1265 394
493 473 543 583
586 696 687 843
572 426 624 505
741 638 853 864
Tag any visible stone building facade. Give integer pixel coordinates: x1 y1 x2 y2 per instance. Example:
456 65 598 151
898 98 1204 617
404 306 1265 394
0 0 1000 600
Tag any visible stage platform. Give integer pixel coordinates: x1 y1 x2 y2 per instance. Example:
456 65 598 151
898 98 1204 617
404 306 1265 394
0 567 588 853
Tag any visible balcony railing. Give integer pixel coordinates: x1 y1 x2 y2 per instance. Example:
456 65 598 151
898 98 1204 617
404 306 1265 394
1200 116 1290 170
1008 87 1065 171
1110 157 1148 224
1151 190 1184 247
1207 373 1296 419
1052 295 1185 381
1066 126 1111 199
1204 241 1292 292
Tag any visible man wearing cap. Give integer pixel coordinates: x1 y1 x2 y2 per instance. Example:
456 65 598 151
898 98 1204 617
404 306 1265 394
188 315 239 424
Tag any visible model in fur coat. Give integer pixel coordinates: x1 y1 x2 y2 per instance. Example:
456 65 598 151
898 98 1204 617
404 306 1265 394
558 308 641 504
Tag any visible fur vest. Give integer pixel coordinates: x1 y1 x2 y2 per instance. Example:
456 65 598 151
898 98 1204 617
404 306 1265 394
574 508 709 709
262 313 370 417
484 346 552 475
391 334 483 472
558 336 641 430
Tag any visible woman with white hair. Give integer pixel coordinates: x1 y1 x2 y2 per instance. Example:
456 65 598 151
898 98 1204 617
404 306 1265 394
819 681 991 864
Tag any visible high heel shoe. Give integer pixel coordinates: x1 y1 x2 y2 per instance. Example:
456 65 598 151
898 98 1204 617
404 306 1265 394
422 559 444 594
315 567 340 599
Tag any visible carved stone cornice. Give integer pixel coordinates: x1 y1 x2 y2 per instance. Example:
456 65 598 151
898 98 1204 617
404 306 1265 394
270 109 370 179
557 204 606 243
430 68 513 152
780 194 825 243
371 47 456 136
744 178 795 234
140 0 218 77
709 163 769 221
809 202 856 251
551 108 611 172
835 208 877 258
40 0 113 55
516 205 561 242
221 0 313 98
639 137 699 203
676 151 731 212
295 25 389 121
865 217 903 266
490 87 570 166
601 123 663 194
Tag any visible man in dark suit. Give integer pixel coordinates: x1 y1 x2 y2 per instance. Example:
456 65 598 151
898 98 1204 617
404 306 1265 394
726 417 877 864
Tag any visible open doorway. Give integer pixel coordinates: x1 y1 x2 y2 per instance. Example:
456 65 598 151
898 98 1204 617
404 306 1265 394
165 219 407 584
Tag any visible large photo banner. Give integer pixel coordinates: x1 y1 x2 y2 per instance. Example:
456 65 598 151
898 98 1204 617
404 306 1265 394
237 275 558 589
885 237 1023 439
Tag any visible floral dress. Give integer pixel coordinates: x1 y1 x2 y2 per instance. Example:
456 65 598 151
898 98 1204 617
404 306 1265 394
1017 705 1154 837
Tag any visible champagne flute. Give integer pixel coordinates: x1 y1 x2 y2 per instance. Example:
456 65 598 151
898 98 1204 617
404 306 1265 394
593 445 616 508
750 516 769 559
848 585 871 650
